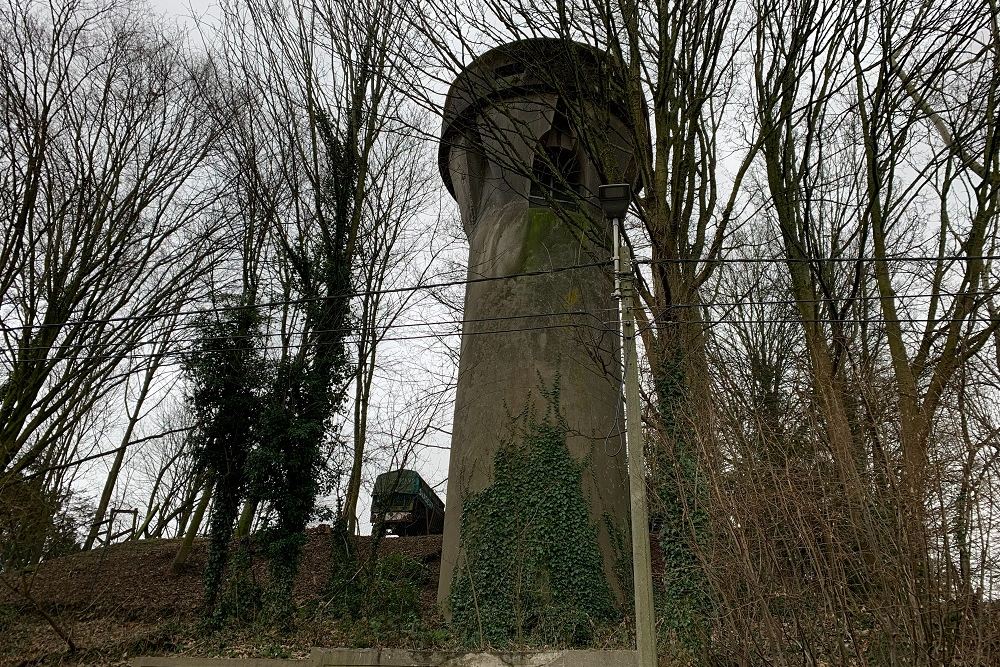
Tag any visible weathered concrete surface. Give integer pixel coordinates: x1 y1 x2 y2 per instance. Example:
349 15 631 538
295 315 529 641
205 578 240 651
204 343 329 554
131 658 307 667
436 38 637 613
132 650 639 667
311 648 639 666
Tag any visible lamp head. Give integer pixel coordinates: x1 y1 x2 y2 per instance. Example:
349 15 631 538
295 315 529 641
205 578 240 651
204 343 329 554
598 184 632 219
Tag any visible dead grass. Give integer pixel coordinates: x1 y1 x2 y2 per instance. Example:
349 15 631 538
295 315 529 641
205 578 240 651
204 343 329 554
0 530 443 666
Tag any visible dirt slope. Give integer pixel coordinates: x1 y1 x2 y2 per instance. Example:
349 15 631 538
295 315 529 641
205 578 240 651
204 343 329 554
0 530 443 666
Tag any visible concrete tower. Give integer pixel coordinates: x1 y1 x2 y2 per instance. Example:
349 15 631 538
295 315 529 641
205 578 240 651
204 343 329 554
437 39 636 612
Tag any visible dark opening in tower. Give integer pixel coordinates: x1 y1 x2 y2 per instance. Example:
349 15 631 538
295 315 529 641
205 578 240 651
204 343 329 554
530 140 581 204
529 99 582 206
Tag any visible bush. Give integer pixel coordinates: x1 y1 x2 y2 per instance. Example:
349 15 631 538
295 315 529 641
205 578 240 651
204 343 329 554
0 477 90 572
324 540 436 647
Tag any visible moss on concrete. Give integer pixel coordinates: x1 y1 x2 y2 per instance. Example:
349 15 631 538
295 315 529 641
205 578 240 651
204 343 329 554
517 209 599 274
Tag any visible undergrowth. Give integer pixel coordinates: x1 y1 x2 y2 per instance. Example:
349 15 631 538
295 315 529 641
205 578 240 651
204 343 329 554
321 528 449 649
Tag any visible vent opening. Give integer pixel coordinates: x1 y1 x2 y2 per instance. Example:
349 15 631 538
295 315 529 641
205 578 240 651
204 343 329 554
530 144 581 204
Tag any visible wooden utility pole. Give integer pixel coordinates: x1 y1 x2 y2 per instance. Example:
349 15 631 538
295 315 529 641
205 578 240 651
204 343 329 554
601 184 657 667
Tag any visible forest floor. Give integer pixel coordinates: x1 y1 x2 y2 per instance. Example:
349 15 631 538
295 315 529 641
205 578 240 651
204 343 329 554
0 528 445 666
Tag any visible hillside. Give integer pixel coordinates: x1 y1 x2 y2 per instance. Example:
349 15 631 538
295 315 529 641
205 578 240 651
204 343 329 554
0 530 444 666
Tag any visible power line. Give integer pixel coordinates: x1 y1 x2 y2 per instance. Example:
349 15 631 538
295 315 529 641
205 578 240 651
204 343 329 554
4 253 997 334
1 260 613 333
12 309 598 353
643 316 1000 329
7 296 998 479
6 319 615 364
611 289 993 311
8 288 994 356
11 296 997 480
636 254 1000 265
8 309 998 366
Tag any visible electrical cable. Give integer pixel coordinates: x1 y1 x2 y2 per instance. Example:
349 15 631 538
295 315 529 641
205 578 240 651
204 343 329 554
1 260 613 332
8 299 998 362
5 319 615 364
11 309 597 353
636 254 1000 265
4 253 996 334
6 286 994 356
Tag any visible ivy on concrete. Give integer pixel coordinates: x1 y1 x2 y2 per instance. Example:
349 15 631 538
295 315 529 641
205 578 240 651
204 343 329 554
449 381 617 648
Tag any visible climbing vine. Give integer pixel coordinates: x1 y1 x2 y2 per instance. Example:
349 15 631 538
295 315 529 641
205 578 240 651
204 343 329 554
183 106 357 628
449 382 618 648
246 108 356 626
182 300 266 616
652 359 712 661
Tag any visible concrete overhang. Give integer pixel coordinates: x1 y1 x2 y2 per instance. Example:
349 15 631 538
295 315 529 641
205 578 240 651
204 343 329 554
438 38 633 198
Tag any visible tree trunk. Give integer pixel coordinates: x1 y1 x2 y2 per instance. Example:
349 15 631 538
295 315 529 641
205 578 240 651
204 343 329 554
84 352 161 550
235 499 257 538
172 485 212 572
344 299 378 534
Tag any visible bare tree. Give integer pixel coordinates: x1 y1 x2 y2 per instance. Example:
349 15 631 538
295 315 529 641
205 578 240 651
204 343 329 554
84 313 185 549
0 0 221 491
699 0 1000 661
209 0 447 539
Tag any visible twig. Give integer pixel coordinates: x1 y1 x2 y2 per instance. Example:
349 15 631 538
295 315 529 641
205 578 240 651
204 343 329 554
0 572 77 653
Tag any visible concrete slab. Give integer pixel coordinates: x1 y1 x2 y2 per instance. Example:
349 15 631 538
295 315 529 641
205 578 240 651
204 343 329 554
311 648 638 667
131 658 306 667
132 650 639 667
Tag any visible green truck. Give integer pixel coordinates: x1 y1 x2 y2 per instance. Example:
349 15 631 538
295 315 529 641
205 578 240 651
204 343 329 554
370 469 445 536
